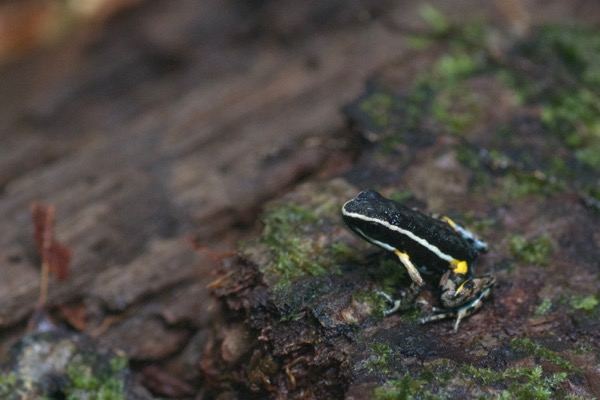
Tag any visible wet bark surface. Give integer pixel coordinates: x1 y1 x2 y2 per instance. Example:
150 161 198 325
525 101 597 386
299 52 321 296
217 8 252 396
0 0 599 398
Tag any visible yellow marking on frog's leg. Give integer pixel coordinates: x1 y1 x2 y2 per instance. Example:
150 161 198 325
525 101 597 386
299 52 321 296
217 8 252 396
394 250 425 286
441 274 495 309
441 215 457 229
440 274 472 308
450 259 469 275
455 278 468 294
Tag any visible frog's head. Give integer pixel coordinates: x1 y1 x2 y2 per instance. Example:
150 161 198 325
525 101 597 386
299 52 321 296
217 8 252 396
341 190 401 250
342 190 387 216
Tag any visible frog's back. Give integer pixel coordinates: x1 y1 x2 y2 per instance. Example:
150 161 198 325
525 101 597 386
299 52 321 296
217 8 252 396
391 208 479 272
342 190 479 274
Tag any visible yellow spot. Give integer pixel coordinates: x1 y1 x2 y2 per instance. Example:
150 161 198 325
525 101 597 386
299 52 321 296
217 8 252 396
394 250 408 260
455 279 468 293
394 250 424 286
442 216 457 229
451 259 469 275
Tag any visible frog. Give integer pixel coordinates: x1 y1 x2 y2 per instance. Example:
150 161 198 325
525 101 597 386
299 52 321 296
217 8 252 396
341 189 495 331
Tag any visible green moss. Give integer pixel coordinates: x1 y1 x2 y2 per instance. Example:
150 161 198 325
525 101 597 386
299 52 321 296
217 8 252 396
456 211 496 234
434 52 479 81
574 342 594 355
256 193 360 291
547 156 572 179
388 190 413 203
419 4 450 36
373 373 431 400
431 84 481 135
408 35 436 51
579 185 600 213
0 373 18 397
438 23 600 180
419 4 488 49
108 355 128 373
508 234 553 266
353 289 390 317
485 149 513 170
373 359 573 400
500 173 565 201
365 343 402 375
455 144 480 170
65 361 126 400
416 15 490 136
539 87 600 174
569 294 599 311
350 256 415 318
464 363 570 400
540 88 600 140
404 84 434 124
353 17 490 146
259 203 337 288
354 22 600 196
0 339 130 400
575 147 600 171
534 298 553 316
350 87 417 154
503 25 600 176
362 85 435 153
330 242 363 268
358 91 396 130
425 48 486 135
510 337 577 372
375 258 409 297
471 364 566 399
262 203 319 238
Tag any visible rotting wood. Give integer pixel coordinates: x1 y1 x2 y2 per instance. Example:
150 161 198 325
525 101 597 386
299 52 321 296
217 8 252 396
0 2 418 332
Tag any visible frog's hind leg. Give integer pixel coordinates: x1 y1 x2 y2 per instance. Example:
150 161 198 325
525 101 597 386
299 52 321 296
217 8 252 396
419 308 466 332
419 309 457 327
421 286 493 331
439 216 488 253
440 273 495 309
452 286 492 330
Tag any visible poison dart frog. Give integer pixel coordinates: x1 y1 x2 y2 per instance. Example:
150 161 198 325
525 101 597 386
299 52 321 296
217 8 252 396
342 189 495 331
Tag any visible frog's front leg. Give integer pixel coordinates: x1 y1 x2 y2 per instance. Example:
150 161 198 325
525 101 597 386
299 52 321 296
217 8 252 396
394 250 424 286
379 281 422 315
379 250 426 315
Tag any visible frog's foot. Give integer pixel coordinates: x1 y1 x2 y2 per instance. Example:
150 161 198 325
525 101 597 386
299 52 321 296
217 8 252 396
377 282 421 316
420 287 492 332
376 290 402 315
